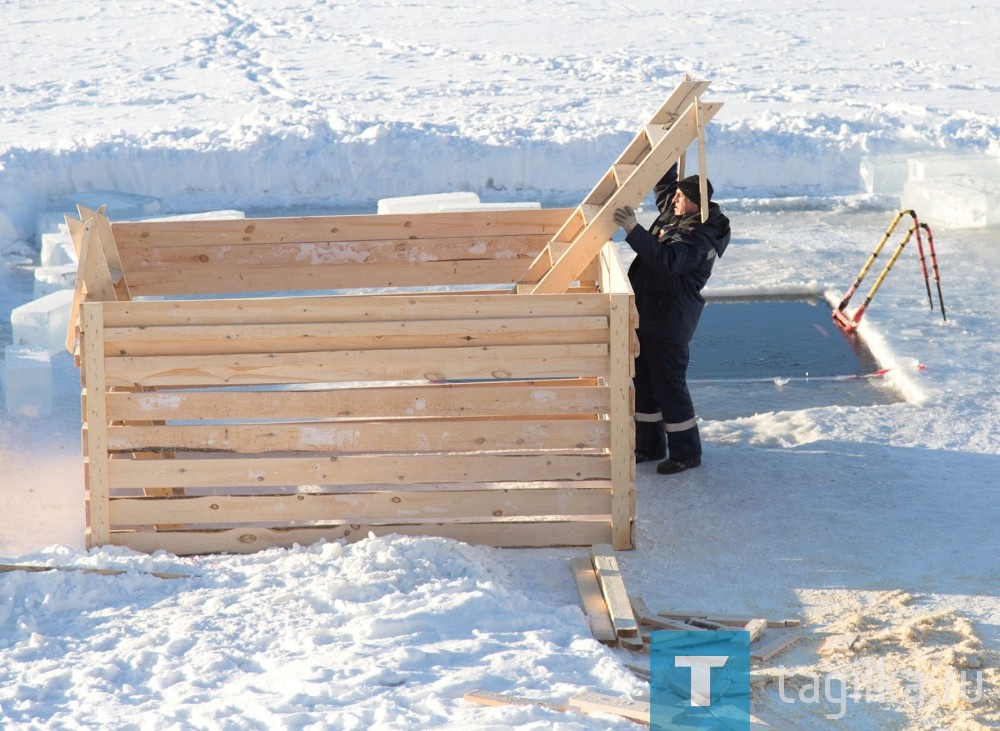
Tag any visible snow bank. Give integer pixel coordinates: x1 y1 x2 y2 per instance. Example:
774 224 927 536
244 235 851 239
0 537 642 729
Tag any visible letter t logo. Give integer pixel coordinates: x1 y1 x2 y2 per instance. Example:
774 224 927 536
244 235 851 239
675 655 729 706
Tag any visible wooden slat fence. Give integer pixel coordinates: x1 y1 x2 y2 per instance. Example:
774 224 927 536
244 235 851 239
75 208 636 554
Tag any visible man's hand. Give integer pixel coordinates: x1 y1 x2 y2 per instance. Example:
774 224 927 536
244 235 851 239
613 206 638 233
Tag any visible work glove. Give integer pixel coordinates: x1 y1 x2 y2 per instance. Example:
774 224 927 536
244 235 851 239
613 206 638 234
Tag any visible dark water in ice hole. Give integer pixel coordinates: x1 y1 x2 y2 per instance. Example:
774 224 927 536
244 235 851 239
689 298 901 420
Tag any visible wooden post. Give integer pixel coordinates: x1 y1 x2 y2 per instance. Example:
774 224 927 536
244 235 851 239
78 217 119 302
609 290 635 550
81 303 111 548
696 98 709 224
64 214 87 354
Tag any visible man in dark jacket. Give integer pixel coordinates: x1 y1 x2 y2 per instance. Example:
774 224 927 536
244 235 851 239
612 163 731 474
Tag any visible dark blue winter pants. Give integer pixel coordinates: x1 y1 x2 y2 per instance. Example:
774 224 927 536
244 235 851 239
633 330 702 461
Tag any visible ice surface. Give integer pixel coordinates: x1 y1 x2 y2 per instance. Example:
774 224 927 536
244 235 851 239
33 264 77 299
377 191 481 214
54 190 161 220
34 212 69 248
859 154 911 196
437 201 542 212
39 230 77 267
906 153 1000 184
10 288 74 356
3 4 1000 729
143 209 246 221
902 174 1000 229
2 345 52 418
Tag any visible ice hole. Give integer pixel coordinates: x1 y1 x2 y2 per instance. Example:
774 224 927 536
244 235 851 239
689 296 902 420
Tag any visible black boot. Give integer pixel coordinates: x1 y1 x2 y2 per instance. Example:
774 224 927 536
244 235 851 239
656 456 702 475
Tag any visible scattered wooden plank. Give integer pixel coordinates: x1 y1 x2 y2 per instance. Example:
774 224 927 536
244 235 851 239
568 691 651 724
685 617 732 631
570 557 618 644
589 545 639 639
630 596 704 632
657 609 799 629
744 618 768 644
463 689 567 713
0 563 190 580
619 635 645 652
751 633 801 662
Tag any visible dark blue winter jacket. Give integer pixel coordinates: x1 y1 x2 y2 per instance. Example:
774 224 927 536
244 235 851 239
626 165 731 343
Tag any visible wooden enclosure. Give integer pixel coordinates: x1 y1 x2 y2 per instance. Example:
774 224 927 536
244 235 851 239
70 76 723 556
72 208 638 555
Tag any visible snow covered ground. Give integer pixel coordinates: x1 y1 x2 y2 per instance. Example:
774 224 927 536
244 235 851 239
2 1 998 729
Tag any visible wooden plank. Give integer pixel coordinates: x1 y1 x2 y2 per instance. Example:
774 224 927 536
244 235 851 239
81 303 111 547
78 218 118 302
111 208 574 248
745 618 768 644
106 418 609 454
110 520 613 554
93 210 130 300
107 478 611 496
119 234 549 270
567 691 650 724
527 101 723 294
0 563 190 579
109 486 613 526
751 633 801 662
463 689 567 713
122 259 540 296
686 617 733 631
100 292 612 328
107 452 613 489
528 79 711 273
589 544 639 639
630 596 703 632
103 315 610 356
102 344 611 388
65 214 86 353
609 290 635 550
105 382 610 422
657 610 797 630
647 75 712 127
106 419 610 454
570 557 618 644
696 98 709 224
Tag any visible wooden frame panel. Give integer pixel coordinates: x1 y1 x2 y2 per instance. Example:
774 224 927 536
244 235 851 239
76 208 636 555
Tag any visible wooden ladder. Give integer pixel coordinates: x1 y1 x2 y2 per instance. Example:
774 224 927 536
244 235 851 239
518 76 722 294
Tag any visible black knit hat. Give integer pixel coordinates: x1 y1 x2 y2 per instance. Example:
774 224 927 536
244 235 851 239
677 175 713 207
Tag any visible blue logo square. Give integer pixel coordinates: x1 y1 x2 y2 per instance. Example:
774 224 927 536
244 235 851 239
649 630 751 730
